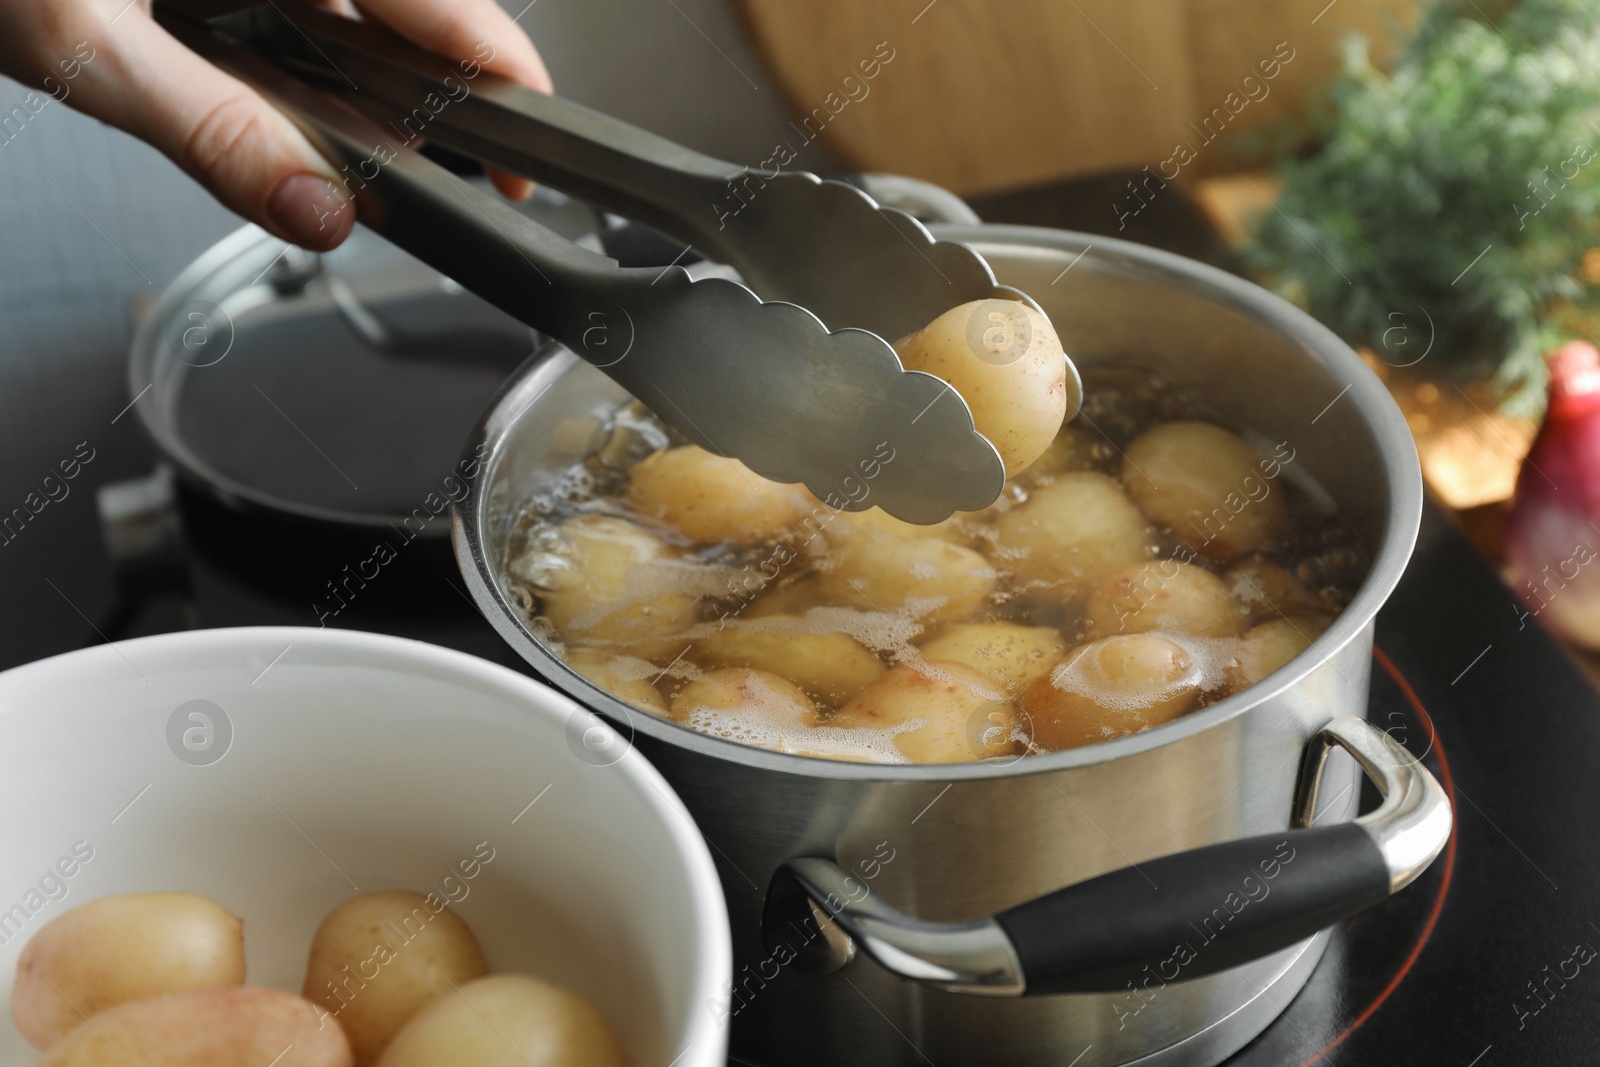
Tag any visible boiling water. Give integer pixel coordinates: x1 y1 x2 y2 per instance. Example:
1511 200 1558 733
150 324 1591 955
503 365 1368 763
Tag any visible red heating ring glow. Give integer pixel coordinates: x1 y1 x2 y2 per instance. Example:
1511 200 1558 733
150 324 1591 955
1294 645 1458 1067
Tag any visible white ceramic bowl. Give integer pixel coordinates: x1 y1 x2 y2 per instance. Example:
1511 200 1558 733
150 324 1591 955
0 627 730 1066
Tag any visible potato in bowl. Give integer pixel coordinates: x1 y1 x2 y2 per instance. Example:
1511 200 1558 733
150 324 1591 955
0 628 731 1067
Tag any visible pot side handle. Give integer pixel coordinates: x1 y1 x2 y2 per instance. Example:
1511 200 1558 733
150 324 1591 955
763 716 1452 997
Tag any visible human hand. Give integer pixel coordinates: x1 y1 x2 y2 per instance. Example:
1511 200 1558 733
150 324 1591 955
0 0 551 251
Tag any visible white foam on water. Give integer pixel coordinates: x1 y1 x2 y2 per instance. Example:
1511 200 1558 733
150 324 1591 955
593 653 670 683
685 705 922 764
1041 631 1244 710
511 391 1369 765
672 669 919 762
899 657 1010 703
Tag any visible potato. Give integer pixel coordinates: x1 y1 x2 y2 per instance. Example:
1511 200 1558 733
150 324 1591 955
304 891 488 1066
817 506 930 545
991 472 1156 598
817 536 996 622
916 622 1066 693
832 660 1017 763
893 298 1069 476
695 616 885 704
671 667 816 718
812 505 972 548
563 649 669 714
375 974 623 1067
1084 560 1247 639
746 577 822 618
670 668 821 755
12 892 245 1051
1225 617 1326 693
626 445 812 543
1225 560 1322 621
533 515 697 655
39 987 350 1067
1019 634 1201 751
1121 421 1287 561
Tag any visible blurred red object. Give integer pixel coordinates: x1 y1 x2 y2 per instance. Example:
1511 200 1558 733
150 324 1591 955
1505 340 1600 647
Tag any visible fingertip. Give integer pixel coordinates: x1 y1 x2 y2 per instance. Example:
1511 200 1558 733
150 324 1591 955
508 51 554 96
489 170 535 201
266 172 357 251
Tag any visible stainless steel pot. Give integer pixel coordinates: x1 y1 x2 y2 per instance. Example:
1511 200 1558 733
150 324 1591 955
454 225 1451 1067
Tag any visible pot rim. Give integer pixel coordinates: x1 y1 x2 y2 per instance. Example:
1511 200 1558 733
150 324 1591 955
454 224 1423 782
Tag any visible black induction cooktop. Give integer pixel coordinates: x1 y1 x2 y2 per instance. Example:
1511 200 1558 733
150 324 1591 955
9 437 1589 1067
4 177 1597 1067
1225 501 1597 1067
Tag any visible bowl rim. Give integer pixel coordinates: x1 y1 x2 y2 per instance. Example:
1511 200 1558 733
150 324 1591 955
454 225 1424 783
0 624 733 1063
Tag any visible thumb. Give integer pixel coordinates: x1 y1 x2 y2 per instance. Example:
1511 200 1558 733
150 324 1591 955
72 6 356 250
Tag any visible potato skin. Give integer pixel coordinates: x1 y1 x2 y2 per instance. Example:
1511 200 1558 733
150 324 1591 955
1084 560 1247 639
816 506 931 545
38 986 351 1067
563 649 669 714
893 299 1069 476
817 536 996 623
534 514 697 655
695 616 885 705
304 891 488 1066
1225 618 1326 693
811 505 976 549
1224 560 1322 622
992 472 1155 599
833 660 1017 763
916 622 1066 693
670 666 819 736
1121 421 1287 561
1019 634 1200 751
375 974 624 1067
626 445 812 543
12 892 245 1051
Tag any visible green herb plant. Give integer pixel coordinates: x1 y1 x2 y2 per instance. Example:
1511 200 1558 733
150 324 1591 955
1248 0 1600 411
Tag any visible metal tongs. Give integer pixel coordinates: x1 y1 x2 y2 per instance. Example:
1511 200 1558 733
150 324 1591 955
154 0 1079 521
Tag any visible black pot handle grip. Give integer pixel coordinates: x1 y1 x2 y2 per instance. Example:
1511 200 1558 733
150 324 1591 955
762 716 1451 996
